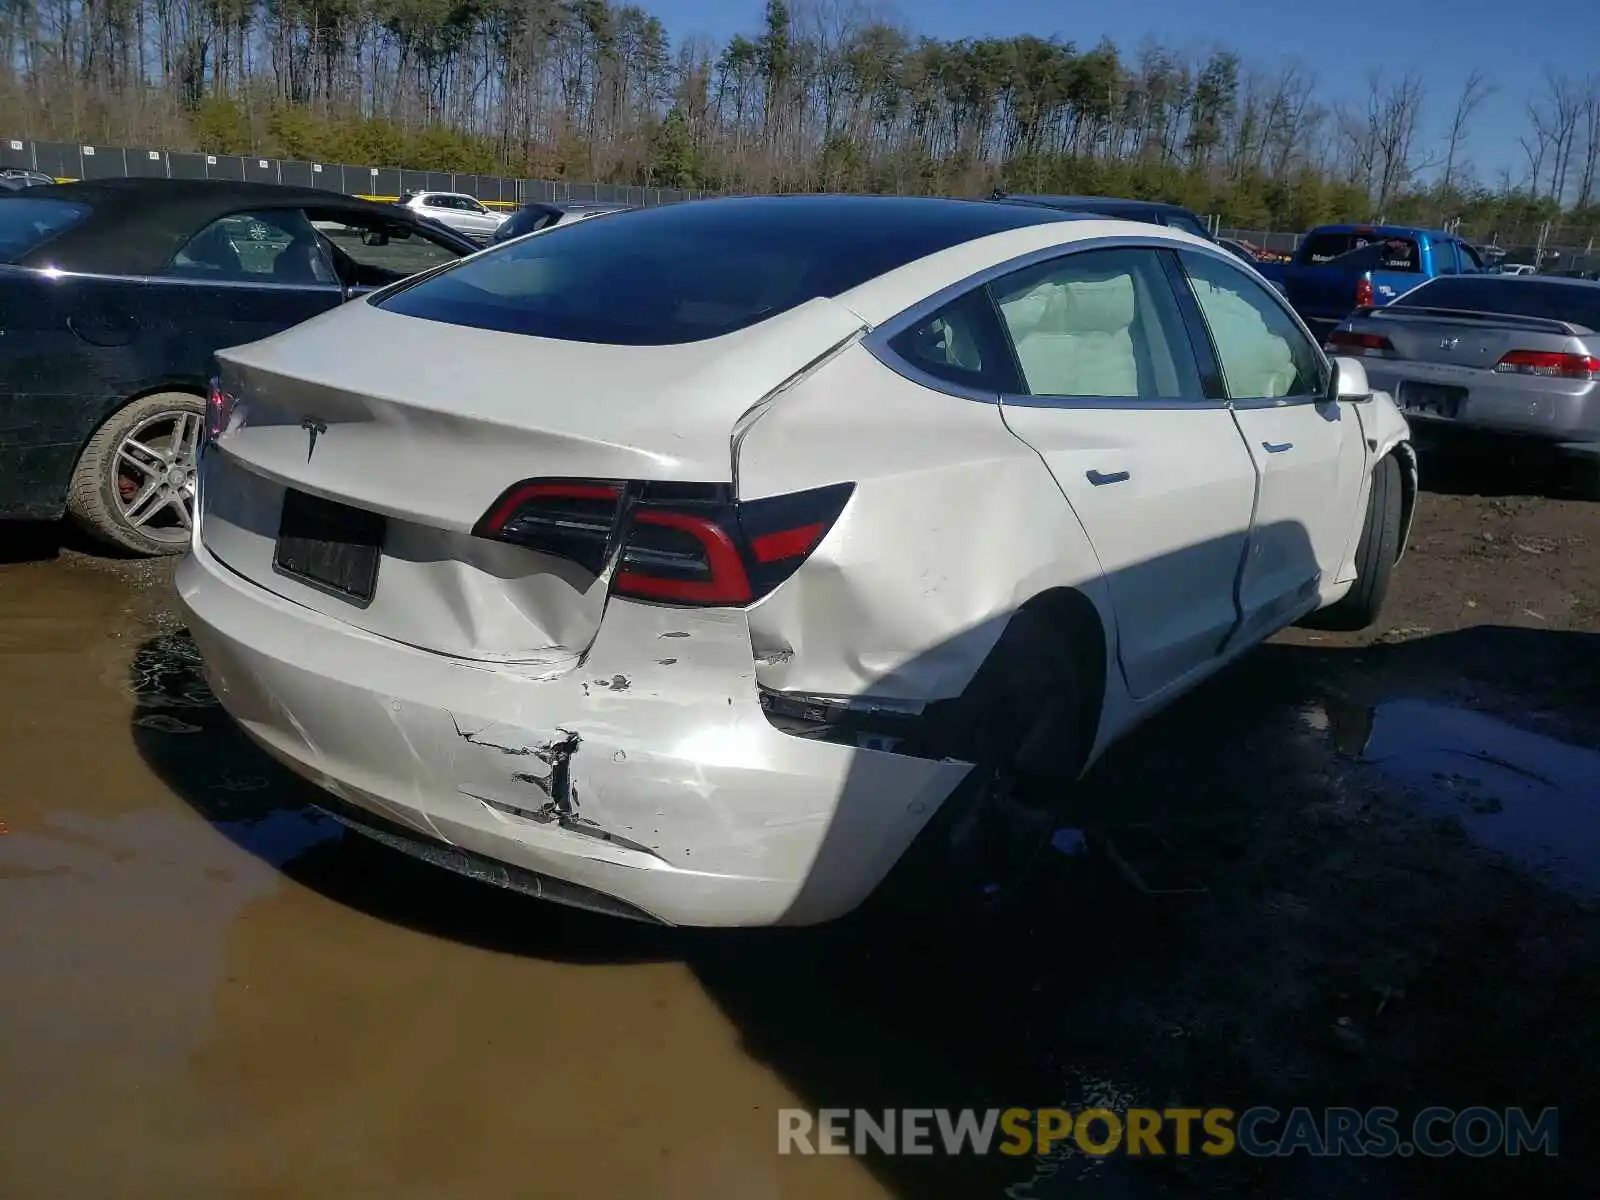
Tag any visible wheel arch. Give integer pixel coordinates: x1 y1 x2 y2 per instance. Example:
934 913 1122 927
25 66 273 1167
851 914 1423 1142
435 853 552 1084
1392 440 1419 563
68 381 208 479
1012 585 1110 779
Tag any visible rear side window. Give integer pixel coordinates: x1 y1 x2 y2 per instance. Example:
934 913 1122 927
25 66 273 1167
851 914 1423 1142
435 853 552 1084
0 198 90 262
1394 277 1600 331
887 289 1020 393
991 247 1201 400
166 209 337 284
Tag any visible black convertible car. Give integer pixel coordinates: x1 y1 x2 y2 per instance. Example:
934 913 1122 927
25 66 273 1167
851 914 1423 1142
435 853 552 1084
0 178 479 555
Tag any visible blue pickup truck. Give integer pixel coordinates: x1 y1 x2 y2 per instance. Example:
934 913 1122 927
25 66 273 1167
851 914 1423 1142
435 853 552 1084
1255 224 1488 339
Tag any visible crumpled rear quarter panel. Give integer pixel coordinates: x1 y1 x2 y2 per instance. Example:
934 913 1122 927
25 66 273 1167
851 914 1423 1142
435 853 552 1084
735 343 1114 705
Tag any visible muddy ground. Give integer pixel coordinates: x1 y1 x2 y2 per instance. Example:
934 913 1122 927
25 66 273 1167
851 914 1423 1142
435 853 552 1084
1 453 1597 1199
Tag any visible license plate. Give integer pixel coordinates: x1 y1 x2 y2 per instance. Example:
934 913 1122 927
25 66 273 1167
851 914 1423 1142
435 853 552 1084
273 488 386 606
1398 382 1466 418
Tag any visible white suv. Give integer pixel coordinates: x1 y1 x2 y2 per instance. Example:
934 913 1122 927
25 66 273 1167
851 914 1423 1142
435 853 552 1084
397 191 507 241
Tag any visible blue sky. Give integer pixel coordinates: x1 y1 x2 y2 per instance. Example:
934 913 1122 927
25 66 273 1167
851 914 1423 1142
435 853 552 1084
650 0 1600 191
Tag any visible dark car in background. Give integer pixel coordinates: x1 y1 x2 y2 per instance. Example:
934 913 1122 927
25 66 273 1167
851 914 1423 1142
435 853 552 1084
0 178 477 555
988 192 1284 268
488 200 634 245
991 192 1215 239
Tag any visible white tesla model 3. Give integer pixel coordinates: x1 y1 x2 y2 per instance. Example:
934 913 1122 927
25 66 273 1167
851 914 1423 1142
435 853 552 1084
177 195 1417 928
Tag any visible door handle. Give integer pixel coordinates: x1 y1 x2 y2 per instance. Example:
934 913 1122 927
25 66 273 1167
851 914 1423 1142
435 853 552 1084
1263 441 1294 454
1086 469 1130 486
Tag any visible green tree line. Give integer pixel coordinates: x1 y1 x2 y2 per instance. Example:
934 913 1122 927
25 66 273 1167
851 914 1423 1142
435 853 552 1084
3 0 1598 240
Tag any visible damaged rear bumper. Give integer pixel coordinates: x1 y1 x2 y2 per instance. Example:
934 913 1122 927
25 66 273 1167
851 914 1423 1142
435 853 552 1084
174 541 971 927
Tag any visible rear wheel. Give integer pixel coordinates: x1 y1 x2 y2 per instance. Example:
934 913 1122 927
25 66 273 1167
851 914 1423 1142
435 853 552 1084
867 607 1089 934
1304 452 1402 632
67 392 204 557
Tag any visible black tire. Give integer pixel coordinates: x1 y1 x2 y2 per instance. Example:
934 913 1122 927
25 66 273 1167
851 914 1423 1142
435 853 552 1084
865 606 1088 935
1304 452 1402 632
66 392 205 557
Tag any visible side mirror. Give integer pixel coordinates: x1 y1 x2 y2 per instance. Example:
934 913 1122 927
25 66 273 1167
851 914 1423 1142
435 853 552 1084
1328 355 1375 404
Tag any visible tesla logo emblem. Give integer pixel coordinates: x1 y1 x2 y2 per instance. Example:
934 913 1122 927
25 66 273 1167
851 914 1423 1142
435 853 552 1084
300 416 328 461
1439 336 1460 350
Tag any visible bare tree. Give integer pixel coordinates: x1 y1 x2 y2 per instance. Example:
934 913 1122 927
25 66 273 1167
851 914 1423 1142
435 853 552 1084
1440 67 1492 193
1352 70 1429 211
1576 75 1600 208
1535 71 1585 202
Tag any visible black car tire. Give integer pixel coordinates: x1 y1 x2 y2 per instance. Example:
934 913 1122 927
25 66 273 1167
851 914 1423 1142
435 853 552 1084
67 392 205 558
865 605 1088 938
1303 452 1402 632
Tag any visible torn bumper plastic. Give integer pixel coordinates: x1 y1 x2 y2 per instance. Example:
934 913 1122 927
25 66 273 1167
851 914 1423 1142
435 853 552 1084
175 541 972 927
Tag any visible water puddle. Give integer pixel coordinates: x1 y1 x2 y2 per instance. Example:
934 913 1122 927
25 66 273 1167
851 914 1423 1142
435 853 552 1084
1338 698 1600 895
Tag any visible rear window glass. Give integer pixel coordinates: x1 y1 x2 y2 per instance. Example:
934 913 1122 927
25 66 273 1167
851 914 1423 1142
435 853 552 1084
1300 232 1420 271
375 196 1070 345
0 197 90 261
1394 277 1600 331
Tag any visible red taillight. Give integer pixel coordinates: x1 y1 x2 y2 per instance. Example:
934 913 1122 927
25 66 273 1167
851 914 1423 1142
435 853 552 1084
472 480 624 575
205 377 236 444
1353 276 1375 308
614 509 753 604
1325 329 1393 356
750 523 826 564
1493 350 1600 379
473 479 854 607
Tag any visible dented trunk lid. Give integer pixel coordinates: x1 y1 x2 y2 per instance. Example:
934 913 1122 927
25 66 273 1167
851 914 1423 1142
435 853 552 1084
199 296 866 663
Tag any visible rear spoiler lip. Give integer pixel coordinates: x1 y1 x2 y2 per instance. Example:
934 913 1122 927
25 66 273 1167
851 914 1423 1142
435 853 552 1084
1359 305 1590 337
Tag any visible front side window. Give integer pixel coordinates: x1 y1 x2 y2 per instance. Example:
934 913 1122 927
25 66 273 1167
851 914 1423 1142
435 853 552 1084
166 209 337 285
990 247 1201 400
1431 240 1459 275
1180 249 1325 400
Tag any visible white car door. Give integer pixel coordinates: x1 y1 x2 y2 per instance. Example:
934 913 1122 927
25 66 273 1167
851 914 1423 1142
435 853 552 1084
452 196 497 238
1174 248 1369 646
990 245 1259 701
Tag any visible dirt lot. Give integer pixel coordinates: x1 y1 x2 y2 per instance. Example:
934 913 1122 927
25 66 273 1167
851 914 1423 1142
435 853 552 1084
1 461 1597 1199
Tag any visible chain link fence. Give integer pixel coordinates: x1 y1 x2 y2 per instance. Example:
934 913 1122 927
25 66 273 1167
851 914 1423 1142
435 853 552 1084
2 135 710 209
10 135 1598 274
